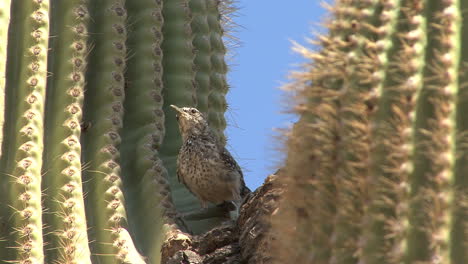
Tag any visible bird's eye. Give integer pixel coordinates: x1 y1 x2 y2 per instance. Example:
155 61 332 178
191 109 197 114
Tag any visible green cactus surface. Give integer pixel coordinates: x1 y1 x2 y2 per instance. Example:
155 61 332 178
0 0 234 263
275 0 468 263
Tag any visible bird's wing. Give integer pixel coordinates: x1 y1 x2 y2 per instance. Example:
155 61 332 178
221 147 251 198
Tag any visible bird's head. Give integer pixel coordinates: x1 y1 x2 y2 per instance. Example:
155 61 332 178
170 105 208 138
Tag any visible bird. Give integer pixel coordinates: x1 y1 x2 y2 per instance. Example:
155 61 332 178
170 104 250 212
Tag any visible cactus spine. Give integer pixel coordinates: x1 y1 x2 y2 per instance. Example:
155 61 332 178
275 0 468 263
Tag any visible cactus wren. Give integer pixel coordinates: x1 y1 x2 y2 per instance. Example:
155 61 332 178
171 105 250 210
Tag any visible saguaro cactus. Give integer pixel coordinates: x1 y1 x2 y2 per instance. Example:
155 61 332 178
275 0 468 263
0 0 233 263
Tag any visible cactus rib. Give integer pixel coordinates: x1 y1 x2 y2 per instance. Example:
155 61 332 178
160 0 200 232
327 2 382 263
206 0 229 146
361 0 420 262
123 0 175 262
406 1 461 263
0 1 50 263
83 1 145 263
42 1 92 262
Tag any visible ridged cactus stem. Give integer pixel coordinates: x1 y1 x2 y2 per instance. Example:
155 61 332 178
407 1 461 262
42 1 92 263
190 0 211 113
83 1 144 263
189 0 228 145
206 0 228 145
279 44 332 264
160 0 200 230
0 0 10 158
328 2 381 263
190 0 228 144
123 0 173 262
0 1 50 263
361 0 418 262
275 0 370 261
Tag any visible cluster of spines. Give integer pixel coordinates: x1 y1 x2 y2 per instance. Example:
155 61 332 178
41 1 92 263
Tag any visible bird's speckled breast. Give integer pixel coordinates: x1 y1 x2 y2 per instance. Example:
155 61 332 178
177 136 241 205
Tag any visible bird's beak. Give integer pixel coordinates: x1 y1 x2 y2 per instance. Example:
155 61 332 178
170 104 183 114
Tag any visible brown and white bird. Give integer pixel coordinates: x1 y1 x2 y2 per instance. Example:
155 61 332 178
170 105 250 211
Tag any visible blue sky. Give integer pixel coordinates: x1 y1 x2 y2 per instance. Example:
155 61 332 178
225 0 328 189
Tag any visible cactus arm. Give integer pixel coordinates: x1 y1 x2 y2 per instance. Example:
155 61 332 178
406 1 461 262
122 0 174 262
0 1 50 263
83 1 145 263
41 1 92 262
